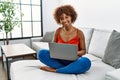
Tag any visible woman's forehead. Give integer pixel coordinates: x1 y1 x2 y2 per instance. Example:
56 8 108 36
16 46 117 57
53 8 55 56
60 13 70 17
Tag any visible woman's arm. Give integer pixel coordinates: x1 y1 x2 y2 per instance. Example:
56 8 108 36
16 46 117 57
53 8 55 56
77 29 86 57
52 28 61 43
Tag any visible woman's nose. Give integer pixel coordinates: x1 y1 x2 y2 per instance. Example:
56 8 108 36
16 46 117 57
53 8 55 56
62 19 67 23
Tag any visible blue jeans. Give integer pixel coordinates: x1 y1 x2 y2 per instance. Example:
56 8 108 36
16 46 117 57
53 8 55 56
38 49 91 74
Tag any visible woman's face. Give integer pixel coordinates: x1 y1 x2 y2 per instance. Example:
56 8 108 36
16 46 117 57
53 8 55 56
60 13 72 27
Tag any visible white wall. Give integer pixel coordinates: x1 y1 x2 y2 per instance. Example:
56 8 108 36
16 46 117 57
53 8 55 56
43 0 120 32
42 0 60 34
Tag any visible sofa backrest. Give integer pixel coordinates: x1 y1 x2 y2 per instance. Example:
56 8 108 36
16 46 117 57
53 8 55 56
40 31 54 42
78 27 94 52
88 29 112 58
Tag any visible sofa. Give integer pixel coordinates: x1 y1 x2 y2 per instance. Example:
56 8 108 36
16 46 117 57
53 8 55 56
10 27 120 80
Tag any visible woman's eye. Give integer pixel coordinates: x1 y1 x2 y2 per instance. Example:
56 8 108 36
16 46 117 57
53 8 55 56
60 18 63 20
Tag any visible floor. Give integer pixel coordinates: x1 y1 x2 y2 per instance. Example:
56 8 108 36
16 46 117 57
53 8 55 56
0 55 36 80
0 60 7 80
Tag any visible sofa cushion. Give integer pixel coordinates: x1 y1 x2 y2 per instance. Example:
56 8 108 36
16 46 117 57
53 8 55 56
40 31 54 42
77 60 115 80
83 54 101 62
10 60 115 80
102 30 120 69
78 27 94 52
105 68 120 80
32 42 49 52
88 29 112 58
10 60 78 80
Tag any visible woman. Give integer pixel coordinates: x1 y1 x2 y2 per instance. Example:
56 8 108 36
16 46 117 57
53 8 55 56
38 5 91 74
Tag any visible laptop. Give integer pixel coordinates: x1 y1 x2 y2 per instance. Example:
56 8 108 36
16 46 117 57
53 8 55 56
48 42 79 61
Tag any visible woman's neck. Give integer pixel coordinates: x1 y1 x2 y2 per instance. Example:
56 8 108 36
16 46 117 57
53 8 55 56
63 25 73 31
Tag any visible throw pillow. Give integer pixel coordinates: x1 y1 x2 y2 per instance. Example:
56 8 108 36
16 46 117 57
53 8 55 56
40 31 54 42
102 30 120 69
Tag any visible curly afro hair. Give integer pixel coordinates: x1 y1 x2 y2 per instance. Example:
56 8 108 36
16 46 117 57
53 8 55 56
53 5 77 24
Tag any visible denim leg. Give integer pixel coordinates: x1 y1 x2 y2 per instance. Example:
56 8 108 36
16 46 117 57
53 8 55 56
38 49 65 68
56 57 91 74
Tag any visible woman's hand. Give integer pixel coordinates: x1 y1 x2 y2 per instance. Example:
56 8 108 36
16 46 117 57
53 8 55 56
77 50 86 57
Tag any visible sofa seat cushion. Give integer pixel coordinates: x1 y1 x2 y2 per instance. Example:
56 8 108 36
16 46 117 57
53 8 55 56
32 42 49 52
10 60 77 80
77 60 115 80
83 54 101 62
105 68 120 80
10 59 115 80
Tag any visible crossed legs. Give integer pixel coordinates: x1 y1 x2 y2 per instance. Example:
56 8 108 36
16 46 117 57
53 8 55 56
38 49 91 74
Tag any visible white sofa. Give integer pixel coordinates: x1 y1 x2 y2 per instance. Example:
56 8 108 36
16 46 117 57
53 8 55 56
10 27 120 80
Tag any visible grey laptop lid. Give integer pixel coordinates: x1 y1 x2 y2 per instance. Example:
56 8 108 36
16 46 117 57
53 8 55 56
49 42 79 61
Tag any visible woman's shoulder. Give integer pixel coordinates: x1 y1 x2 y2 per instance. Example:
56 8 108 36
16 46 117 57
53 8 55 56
54 27 62 35
75 27 84 37
74 27 83 34
56 27 62 31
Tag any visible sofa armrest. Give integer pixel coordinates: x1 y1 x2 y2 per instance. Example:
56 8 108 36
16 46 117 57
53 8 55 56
30 37 43 42
105 68 120 80
30 37 43 48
